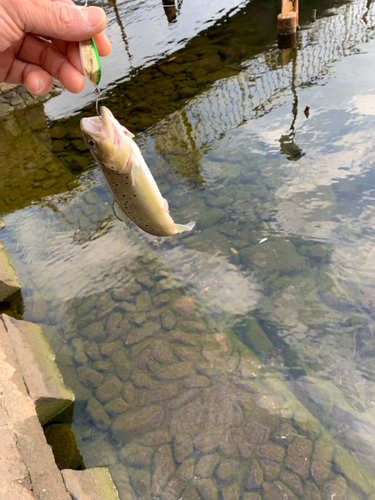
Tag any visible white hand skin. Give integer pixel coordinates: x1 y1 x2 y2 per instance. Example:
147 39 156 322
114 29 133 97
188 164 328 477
0 0 112 95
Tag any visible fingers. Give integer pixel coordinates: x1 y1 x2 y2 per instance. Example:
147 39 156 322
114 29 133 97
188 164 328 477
9 0 107 42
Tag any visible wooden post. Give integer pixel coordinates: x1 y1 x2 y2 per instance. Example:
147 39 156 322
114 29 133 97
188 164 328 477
277 0 299 49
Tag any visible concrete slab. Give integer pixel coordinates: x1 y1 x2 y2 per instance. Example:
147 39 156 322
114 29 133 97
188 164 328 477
62 468 119 500
1 315 75 426
0 243 21 301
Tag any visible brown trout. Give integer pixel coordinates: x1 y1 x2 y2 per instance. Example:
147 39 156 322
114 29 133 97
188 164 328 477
80 107 195 237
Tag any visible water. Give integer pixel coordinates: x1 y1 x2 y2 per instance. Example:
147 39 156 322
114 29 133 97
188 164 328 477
2 0 375 498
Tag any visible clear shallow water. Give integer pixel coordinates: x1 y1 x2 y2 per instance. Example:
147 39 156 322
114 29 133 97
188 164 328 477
3 0 375 498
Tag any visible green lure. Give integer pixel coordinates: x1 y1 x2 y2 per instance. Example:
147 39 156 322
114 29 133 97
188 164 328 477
79 38 101 87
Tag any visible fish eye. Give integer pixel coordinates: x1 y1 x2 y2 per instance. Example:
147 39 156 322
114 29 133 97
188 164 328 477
88 140 95 147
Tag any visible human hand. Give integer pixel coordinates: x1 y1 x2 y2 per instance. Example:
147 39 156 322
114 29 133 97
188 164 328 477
0 0 112 95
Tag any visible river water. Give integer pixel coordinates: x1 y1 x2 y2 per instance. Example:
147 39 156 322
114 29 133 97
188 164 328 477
2 0 375 498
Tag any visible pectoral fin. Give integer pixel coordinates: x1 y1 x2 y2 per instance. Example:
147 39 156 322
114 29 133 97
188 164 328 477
174 221 196 233
113 200 132 229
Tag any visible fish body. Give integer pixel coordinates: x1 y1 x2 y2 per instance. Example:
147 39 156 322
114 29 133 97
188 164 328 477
80 106 195 236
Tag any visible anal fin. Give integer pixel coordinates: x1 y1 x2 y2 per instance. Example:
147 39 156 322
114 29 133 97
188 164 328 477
113 200 132 229
174 221 196 234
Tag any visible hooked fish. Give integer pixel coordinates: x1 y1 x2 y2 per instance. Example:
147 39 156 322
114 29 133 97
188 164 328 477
80 106 195 237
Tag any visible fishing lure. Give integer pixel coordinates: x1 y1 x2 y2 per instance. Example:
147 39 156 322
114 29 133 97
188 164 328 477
79 1 102 116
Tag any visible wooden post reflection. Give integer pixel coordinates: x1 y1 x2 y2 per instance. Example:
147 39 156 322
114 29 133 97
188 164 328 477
108 0 133 67
162 0 178 23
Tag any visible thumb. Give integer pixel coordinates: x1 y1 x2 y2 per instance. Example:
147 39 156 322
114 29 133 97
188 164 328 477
13 0 107 41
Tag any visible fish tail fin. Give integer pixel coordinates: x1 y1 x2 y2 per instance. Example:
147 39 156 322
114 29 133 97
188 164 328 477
174 221 196 234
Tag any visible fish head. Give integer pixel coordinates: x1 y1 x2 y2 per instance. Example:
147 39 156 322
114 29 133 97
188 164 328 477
80 106 134 173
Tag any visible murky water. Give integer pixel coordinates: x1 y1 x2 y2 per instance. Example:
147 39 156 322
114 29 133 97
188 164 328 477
2 0 375 498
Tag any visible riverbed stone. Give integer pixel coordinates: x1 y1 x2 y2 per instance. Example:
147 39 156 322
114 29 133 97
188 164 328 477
260 460 281 481
222 484 240 500
153 343 174 364
95 375 122 404
285 436 313 480
215 459 239 481
256 443 285 463
333 445 371 496
81 321 104 340
174 297 196 316
155 361 194 380
304 481 321 500
185 376 210 388
323 476 347 500
198 208 226 230
311 436 333 485
246 421 270 444
85 343 101 361
125 321 160 345
120 443 154 466
162 310 177 330
152 444 175 496
129 468 151 499
174 433 193 463
197 478 218 500
242 494 262 500
139 430 172 446
110 350 130 381
246 459 263 490
193 434 217 454
168 330 198 346
274 423 296 445
170 400 203 435
77 366 104 388
262 481 298 500
131 369 157 389
154 292 171 308
112 405 164 443
137 347 152 369
280 472 304 497
138 383 179 405
86 397 111 431
136 291 153 312
104 397 129 415
195 454 220 478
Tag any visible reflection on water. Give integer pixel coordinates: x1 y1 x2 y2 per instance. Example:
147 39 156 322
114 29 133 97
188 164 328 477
3 0 375 498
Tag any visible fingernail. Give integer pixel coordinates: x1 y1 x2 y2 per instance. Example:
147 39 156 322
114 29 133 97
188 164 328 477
81 6 104 28
36 78 45 94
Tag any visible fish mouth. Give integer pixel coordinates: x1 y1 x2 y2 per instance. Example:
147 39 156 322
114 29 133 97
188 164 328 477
80 106 115 142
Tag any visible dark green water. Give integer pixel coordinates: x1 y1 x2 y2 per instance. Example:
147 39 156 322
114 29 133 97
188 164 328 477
2 0 375 498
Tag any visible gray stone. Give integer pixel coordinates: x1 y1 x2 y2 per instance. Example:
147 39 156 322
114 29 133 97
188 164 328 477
77 367 104 388
139 430 172 446
120 443 154 466
193 434 217 454
136 291 153 312
195 454 220 478
215 460 239 481
174 434 193 463
246 460 263 490
311 436 333 485
86 398 111 431
112 406 164 444
262 481 298 500
185 376 210 388
279 472 304 497
170 401 203 435
103 396 129 415
256 444 285 463
129 468 151 499
152 444 175 496
161 310 177 330
222 484 240 500
260 460 281 481
323 476 347 500
153 344 175 364
110 350 130 381
304 481 321 500
125 322 160 345
285 437 313 480
155 362 194 380
197 478 218 500
95 376 122 404
198 208 226 229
